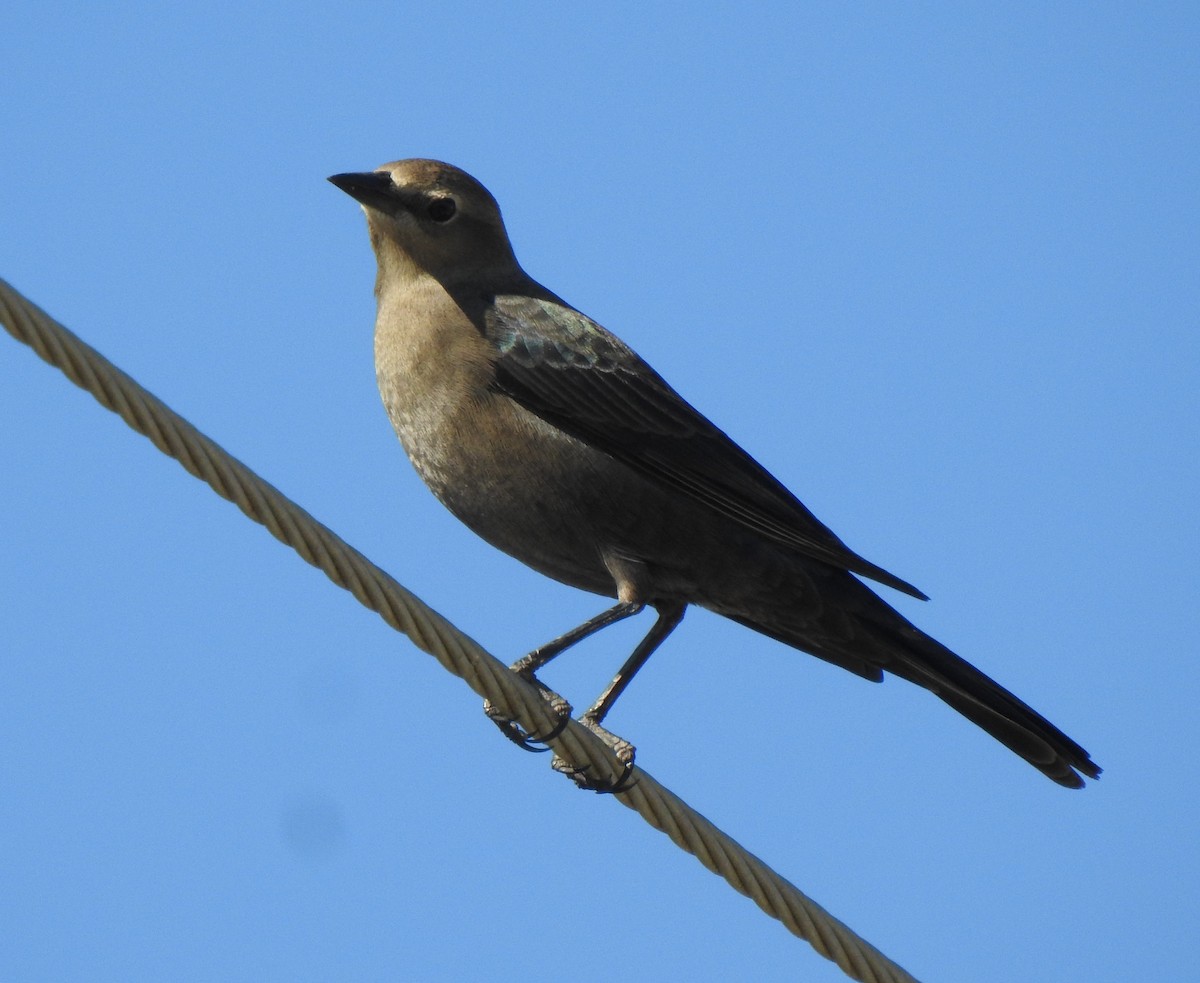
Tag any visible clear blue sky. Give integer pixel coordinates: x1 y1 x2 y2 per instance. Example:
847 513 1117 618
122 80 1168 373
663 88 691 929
3 4 1196 981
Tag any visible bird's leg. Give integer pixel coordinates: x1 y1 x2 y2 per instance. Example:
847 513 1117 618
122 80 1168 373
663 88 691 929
514 601 646 677
554 602 686 794
484 601 645 751
582 602 685 726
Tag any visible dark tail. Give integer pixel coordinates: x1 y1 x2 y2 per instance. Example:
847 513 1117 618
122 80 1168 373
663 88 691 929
729 583 1101 787
867 619 1101 788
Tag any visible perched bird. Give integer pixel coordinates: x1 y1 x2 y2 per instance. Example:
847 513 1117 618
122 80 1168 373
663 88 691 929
329 159 1100 790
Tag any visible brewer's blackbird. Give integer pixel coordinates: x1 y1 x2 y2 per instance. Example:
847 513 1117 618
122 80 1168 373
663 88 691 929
329 159 1100 790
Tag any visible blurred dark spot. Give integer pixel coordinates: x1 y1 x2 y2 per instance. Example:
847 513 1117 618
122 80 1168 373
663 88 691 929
280 794 345 860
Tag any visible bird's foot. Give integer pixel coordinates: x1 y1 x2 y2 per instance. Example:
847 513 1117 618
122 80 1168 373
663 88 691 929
483 678 572 752
552 717 637 794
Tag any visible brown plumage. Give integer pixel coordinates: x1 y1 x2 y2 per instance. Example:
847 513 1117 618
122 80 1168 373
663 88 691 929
330 159 1100 789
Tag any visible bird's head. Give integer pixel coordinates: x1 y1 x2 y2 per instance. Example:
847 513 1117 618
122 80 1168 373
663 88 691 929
329 159 520 289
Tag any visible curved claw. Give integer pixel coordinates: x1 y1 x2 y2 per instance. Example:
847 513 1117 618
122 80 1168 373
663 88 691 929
551 718 638 794
551 754 637 794
489 714 553 752
483 695 571 752
604 762 638 795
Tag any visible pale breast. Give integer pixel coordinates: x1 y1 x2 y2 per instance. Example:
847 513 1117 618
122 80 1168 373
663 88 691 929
373 279 623 592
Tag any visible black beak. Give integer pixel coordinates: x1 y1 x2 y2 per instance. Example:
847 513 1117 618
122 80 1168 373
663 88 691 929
327 171 398 212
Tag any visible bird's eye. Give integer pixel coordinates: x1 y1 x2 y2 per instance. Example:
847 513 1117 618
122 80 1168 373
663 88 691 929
426 197 457 223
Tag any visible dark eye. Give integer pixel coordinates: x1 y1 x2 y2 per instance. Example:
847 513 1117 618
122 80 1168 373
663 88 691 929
426 197 457 223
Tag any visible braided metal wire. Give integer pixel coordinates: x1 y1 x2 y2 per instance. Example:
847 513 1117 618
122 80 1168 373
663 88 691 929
1 277 920 983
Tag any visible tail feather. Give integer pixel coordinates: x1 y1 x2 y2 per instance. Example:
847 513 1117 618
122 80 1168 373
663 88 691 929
865 620 1101 788
725 580 1101 787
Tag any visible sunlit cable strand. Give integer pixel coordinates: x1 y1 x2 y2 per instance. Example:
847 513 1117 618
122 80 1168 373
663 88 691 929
1 278 920 983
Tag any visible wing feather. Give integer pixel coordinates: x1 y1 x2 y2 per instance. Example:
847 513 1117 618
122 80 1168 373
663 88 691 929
484 295 927 600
